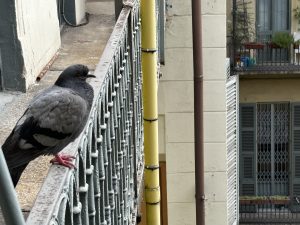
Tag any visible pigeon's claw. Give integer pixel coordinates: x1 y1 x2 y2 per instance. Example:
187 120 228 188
50 154 76 169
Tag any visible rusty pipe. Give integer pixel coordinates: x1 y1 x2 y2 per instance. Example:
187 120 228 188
191 0 205 224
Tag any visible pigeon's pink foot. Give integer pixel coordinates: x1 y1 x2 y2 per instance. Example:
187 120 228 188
50 154 76 169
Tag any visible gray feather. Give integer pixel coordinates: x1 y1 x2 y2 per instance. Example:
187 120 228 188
28 86 89 135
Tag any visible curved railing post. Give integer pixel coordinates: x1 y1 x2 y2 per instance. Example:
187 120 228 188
0 149 26 225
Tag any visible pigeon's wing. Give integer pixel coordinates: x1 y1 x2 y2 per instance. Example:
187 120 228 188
29 86 89 136
2 86 90 169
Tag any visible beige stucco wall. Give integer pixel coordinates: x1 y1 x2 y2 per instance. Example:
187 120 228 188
202 0 228 224
15 0 61 89
292 0 299 33
159 0 195 224
159 0 228 224
240 78 300 103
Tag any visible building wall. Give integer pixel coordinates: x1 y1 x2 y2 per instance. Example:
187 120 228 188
202 0 228 224
292 0 299 32
159 0 195 224
240 78 300 103
227 0 299 44
15 0 61 90
159 0 228 224
251 0 299 33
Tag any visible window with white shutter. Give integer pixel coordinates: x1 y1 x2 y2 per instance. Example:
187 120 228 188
239 104 257 197
226 75 239 225
291 103 300 212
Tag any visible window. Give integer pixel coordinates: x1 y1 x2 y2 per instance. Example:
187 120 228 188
256 103 289 196
240 103 300 211
257 0 290 41
256 0 290 61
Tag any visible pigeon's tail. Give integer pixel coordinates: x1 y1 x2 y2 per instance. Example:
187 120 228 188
9 164 29 187
2 130 29 187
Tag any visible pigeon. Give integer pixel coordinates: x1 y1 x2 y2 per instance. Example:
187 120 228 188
1 64 95 187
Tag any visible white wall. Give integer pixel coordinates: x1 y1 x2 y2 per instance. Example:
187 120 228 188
15 0 61 89
75 0 86 24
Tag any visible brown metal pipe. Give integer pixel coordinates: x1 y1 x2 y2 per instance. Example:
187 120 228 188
191 0 205 224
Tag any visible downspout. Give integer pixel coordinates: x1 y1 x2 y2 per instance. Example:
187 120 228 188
141 0 161 224
191 0 205 225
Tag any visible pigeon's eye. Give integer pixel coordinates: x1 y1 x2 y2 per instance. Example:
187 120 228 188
76 74 85 79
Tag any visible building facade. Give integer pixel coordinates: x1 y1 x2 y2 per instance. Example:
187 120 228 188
161 0 300 224
159 0 228 224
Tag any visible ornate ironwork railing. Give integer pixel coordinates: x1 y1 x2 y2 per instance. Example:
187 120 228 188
239 196 300 224
26 1 144 224
232 43 300 74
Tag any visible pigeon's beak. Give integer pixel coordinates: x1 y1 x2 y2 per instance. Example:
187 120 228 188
87 74 96 78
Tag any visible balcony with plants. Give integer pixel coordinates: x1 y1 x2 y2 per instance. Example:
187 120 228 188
230 0 300 74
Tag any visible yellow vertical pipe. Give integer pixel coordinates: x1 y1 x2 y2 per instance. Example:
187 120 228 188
141 0 161 224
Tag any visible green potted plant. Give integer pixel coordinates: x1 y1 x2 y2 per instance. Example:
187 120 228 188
270 31 294 48
240 195 290 206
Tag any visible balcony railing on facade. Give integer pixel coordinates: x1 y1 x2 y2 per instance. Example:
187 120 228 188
239 196 300 224
231 42 300 74
23 1 144 224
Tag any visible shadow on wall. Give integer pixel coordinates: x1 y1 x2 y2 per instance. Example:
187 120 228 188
0 0 25 92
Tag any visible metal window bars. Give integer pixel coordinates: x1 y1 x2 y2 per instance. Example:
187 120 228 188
24 1 144 224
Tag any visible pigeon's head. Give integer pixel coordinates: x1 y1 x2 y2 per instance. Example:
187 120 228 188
55 64 96 86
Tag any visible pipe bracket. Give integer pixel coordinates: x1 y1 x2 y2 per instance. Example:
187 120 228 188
143 117 158 122
146 201 160 205
145 165 159 171
141 48 157 53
